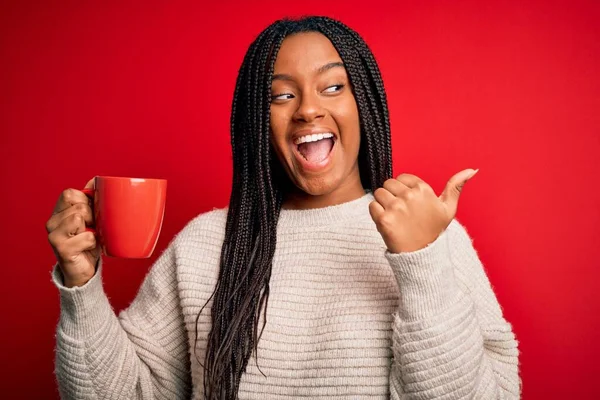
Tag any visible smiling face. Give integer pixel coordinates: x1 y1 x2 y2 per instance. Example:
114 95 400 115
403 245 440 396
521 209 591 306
269 32 365 209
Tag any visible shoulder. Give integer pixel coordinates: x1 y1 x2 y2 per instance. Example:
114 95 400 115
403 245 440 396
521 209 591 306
172 207 229 250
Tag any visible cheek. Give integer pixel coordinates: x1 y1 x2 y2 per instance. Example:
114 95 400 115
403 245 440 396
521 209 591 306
334 97 361 148
345 97 361 127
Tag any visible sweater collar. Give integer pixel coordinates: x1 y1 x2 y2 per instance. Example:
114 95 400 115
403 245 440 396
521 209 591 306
277 192 374 228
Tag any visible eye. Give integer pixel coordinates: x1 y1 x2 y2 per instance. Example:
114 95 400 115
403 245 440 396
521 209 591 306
272 93 295 101
323 84 345 94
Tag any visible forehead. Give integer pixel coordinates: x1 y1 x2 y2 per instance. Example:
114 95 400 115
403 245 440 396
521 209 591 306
273 32 342 74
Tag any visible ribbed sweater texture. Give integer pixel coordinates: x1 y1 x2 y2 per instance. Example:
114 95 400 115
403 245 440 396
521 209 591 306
52 193 520 399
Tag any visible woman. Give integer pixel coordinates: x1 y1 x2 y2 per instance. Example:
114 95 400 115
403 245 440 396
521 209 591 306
47 16 521 399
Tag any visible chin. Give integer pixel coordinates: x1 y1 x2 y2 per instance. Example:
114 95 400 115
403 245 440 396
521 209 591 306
294 175 341 196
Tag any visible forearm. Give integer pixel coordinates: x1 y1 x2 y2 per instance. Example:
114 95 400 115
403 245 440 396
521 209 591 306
389 293 519 399
54 262 159 399
386 223 520 399
52 248 191 399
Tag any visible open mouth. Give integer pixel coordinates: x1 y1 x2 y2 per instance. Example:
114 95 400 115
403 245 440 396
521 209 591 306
294 133 336 164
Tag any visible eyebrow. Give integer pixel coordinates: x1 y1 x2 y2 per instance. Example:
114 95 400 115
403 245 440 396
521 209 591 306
272 61 345 81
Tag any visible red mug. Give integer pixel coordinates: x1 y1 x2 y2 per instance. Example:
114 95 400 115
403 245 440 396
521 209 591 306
81 176 167 258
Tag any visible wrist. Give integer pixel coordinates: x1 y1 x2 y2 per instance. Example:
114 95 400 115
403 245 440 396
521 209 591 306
385 228 460 320
63 278 91 288
60 269 95 288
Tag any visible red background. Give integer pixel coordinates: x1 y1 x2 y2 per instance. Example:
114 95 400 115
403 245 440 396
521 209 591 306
1 1 599 399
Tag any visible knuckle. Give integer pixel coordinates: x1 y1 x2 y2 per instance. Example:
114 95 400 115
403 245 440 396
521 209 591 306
379 213 395 227
404 189 415 201
62 188 76 203
56 243 75 262
390 199 404 212
68 214 83 231
54 241 67 258
74 203 90 219
88 232 97 245
47 230 58 246
45 219 53 233
368 200 377 212
383 180 395 191
66 252 79 264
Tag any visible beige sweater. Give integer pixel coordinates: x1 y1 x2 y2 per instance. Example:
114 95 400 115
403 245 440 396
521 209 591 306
52 193 520 399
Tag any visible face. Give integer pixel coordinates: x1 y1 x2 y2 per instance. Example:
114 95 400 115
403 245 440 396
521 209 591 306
269 32 363 207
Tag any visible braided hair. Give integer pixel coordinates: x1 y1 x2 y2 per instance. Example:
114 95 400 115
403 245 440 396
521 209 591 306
194 16 393 399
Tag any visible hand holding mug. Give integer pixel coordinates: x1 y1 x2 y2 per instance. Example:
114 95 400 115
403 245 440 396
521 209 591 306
47 176 167 288
46 179 99 288
369 169 478 253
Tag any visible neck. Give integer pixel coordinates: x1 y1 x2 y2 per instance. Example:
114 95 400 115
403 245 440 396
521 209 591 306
282 168 365 210
277 190 373 228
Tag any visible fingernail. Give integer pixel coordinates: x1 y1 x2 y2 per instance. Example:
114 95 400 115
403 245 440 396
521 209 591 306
468 168 479 179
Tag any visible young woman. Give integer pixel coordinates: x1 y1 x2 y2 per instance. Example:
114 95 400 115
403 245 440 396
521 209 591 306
47 16 520 399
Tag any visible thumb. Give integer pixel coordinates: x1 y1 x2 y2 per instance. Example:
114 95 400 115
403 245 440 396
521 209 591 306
84 177 95 190
440 168 479 216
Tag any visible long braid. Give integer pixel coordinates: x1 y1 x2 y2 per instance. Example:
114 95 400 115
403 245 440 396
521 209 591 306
315 18 391 188
195 16 392 399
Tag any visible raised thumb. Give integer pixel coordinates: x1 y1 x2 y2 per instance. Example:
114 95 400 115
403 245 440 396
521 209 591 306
439 168 478 216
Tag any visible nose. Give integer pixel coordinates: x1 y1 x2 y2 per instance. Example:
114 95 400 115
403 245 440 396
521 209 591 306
292 92 325 123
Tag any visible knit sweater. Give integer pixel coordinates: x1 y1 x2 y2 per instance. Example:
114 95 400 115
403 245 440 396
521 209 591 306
52 193 521 399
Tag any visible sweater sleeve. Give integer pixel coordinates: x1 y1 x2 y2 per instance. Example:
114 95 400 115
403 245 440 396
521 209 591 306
52 241 191 399
385 219 521 399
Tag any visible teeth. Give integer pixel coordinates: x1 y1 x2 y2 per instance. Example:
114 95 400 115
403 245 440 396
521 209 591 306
294 132 334 145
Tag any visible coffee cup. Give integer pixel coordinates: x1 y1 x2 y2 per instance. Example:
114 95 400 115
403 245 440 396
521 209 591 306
81 176 167 258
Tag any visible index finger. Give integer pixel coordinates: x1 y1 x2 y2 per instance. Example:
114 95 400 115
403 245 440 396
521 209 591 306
396 173 425 188
53 180 94 215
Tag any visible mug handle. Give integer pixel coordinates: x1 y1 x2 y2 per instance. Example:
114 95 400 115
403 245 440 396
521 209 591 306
81 188 96 235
